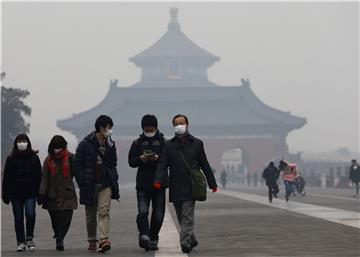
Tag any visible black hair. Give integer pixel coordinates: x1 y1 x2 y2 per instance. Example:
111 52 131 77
48 135 68 156
141 114 158 129
269 161 274 167
10 133 38 157
351 159 357 163
172 114 189 126
95 115 114 132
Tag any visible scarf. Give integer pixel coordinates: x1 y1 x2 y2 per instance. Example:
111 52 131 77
47 149 69 177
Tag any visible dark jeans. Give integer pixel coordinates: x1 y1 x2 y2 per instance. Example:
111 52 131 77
48 210 73 240
136 189 165 241
266 181 279 201
284 181 295 198
11 197 36 244
173 201 197 249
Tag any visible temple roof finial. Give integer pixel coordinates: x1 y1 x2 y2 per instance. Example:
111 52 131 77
170 7 178 20
168 7 180 30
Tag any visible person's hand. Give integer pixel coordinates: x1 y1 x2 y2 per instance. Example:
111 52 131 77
148 154 159 161
140 155 147 162
211 187 218 193
153 181 161 190
37 194 47 205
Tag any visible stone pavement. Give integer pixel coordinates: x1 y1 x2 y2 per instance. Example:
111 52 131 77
227 185 360 212
1 187 359 257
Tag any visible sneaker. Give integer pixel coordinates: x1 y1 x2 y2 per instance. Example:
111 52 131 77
56 239 64 251
88 240 97 251
181 245 192 253
26 240 35 250
139 235 150 250
191 240 198 249
98 239 111 253
146 240 159 251
17 243 26 252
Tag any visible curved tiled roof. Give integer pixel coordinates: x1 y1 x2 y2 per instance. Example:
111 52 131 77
57 84 306 134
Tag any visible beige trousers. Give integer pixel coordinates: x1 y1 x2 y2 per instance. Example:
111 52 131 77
85 186 112 241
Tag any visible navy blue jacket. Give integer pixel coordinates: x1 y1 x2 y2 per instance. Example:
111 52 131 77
75 131 119 206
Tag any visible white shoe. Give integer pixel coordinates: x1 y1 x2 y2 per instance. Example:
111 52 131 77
26 240 35 250
17 243 26 252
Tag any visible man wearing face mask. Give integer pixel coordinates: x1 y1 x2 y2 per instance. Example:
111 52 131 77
128 114 167 251
75 115 119 253
153 114 218 254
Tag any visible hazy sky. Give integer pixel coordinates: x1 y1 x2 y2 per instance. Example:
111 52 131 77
2 2 359 159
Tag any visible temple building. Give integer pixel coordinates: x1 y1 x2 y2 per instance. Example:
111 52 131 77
57 7 306 183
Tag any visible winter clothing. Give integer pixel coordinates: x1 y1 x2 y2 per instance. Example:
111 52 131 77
46 150 69 177
262 164 280 183
2 154 42 203
154 133 217 252
128 131 167 190
262 164 280 202
154 133 217 202
38 150 78 244
349 164 360 183
129 130 167 246
38 151 78 210
2 151 41 245
282 172 295 182
75 131 119 206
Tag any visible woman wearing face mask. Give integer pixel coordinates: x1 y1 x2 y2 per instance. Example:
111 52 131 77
2 134 42 252
38 135 80 251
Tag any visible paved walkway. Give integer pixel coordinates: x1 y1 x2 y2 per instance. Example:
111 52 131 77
227 185 360 212
1 187 359 257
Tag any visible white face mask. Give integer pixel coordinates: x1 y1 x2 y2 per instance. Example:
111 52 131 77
144 132 156 138
17 142 28 151
54 148 62 154
174 124 187 135
103 129 113 138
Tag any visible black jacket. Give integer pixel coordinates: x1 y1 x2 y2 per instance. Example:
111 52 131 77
262 165 280 184
128 131 168 190
154 134 217 202
75 131 119 206
2 153 42 203
349 164 360 183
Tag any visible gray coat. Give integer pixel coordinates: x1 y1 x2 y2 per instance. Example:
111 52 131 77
154 134 217 202
39 153 78 210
